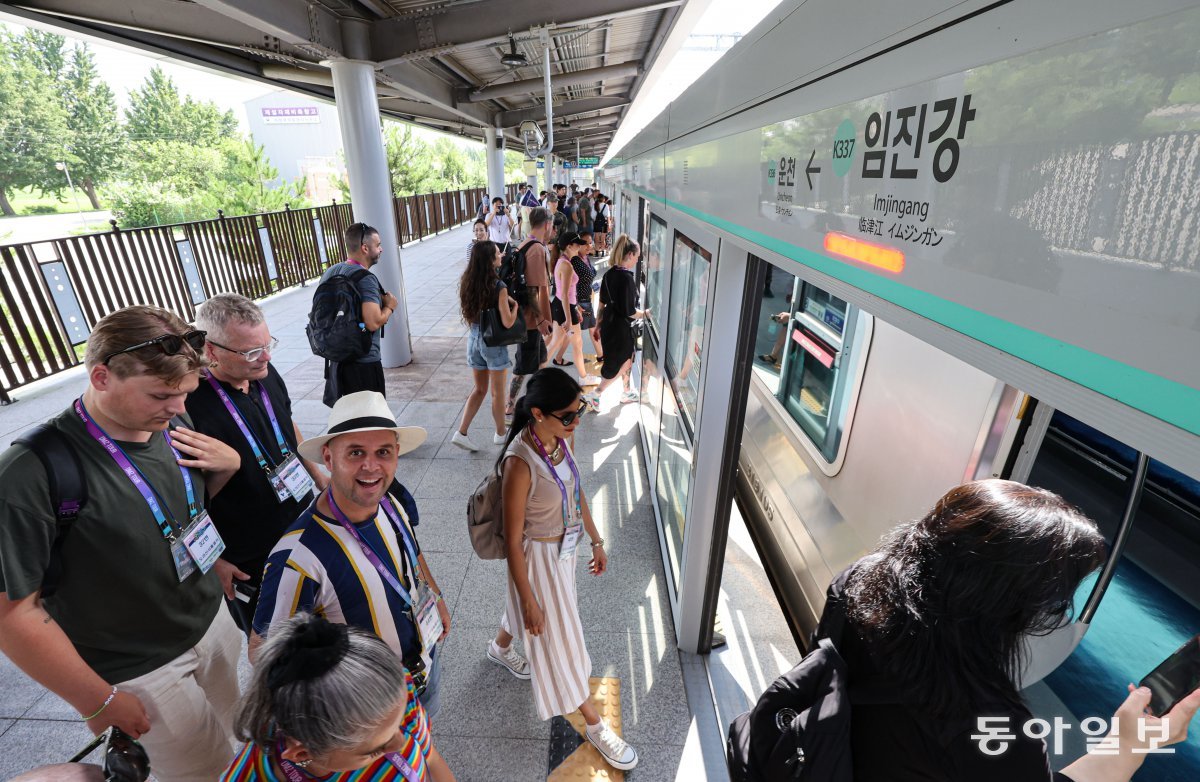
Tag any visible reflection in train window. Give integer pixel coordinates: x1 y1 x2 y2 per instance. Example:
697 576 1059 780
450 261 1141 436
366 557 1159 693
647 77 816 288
664 231 712 436
749 258 866 464
645 213 668 343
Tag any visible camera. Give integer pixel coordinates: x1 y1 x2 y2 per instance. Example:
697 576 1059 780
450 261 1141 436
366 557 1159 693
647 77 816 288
519 120 546 157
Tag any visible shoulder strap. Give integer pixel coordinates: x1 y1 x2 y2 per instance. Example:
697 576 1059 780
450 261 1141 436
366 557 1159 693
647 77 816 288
348 266 371 283
12 424 88 598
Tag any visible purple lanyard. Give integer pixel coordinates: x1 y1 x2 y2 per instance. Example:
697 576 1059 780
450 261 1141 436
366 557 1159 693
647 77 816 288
274 740 420 782
326 491 419 609
205 374 290 470
527 429 582 527
73 398 197 539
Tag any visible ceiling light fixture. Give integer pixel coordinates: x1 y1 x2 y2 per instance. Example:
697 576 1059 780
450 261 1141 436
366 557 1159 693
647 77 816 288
500 35 529 68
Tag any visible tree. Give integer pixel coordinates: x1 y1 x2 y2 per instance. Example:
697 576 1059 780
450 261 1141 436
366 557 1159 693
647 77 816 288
203 138 308 215
0 33 72 216
125 66 236 145
384 124 437 196
64 44 124 209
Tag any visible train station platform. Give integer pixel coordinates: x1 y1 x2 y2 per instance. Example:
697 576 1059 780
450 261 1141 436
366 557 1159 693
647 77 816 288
0 223 733 781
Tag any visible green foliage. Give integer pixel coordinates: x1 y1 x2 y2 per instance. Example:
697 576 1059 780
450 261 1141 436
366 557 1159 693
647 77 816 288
0 32 73 215
124 66 236 146
384 124 437 196
200 138 309 215
64 44 124 208
104 180 194 227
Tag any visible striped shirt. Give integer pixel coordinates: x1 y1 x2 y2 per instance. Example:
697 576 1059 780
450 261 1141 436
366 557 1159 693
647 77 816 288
221 669 431 781
253 494 424 661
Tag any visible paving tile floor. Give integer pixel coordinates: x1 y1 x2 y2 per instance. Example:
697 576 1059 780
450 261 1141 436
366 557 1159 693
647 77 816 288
0 225 725 781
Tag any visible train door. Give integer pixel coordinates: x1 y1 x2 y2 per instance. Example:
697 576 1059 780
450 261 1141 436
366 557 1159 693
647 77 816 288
1002 403 1200 778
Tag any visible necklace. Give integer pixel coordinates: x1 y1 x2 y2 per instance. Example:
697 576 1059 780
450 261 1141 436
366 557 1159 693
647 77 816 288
548 439 563 462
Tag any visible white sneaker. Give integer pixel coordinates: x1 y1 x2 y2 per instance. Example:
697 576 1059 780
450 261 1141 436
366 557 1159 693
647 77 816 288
586 719 638 770
493 431 508 445
451 431 479 452
583 391 601 411
487 641 531 680
578 374 602 387
620 390 639 404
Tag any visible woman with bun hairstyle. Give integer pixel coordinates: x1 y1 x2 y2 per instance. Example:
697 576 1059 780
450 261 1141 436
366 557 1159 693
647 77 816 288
489 367 639 771
222 614 456 781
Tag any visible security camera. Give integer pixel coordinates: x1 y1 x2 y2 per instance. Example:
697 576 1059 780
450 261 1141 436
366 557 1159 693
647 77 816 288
519 120 545 157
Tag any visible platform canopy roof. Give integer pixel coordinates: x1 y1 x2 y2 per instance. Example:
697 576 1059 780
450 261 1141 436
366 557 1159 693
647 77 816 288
3 0 689 160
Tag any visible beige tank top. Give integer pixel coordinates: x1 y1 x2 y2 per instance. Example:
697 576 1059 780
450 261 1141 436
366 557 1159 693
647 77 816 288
503 435 579 539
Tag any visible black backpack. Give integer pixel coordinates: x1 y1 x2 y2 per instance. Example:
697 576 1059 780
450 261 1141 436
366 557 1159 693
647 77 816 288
727 575 894 781
500 238 538 310
306 265 373 362
12 424 88 599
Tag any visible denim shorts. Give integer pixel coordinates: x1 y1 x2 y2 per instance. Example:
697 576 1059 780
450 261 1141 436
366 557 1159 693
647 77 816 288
466 324 512 371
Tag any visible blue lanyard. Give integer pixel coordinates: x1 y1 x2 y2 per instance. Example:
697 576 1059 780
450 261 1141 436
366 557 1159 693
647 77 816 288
326 492 420 608
206 374 291 470
74 398 198 539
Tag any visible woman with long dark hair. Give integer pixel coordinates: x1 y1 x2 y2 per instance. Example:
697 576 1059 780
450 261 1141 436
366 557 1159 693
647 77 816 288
585 234 647 409
452 240 519 452
223 613 455 781
485 368 639 772
823 480 1200 781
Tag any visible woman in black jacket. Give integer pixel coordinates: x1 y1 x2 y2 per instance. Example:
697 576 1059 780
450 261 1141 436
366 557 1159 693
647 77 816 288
585 234 647 409
820 479 1200 781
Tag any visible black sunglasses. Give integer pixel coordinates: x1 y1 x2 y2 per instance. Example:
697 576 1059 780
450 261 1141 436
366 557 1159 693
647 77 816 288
70 727 150 782
547 402 588 427
350 222 375 249
101 330 206 366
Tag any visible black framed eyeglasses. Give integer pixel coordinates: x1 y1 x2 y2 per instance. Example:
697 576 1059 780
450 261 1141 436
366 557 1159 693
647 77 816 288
101 330 206 365
209 336 279 362
548 402 588 427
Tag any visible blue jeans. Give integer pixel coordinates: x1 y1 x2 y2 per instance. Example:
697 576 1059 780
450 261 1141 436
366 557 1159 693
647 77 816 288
417 648 443 722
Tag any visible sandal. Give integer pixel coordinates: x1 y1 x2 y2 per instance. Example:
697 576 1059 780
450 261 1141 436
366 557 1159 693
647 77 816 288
552 359 572 367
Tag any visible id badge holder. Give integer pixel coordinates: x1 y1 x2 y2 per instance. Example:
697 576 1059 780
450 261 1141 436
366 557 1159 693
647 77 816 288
265 467 292 503
170 538 197 582
276 454 316 502
414 584 443 655
560 522 583 561
181 510 226 575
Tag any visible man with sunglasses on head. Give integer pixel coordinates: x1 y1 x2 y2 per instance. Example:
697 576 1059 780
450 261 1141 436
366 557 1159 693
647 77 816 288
318 222 398 405
186 294 328 637
0 305 246 782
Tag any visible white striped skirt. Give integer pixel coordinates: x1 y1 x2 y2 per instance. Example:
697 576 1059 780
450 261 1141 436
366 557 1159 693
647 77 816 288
501 538 592 720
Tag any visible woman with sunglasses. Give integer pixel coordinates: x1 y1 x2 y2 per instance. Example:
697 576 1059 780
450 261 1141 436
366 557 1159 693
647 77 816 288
489 368 639 771
223 613 455 781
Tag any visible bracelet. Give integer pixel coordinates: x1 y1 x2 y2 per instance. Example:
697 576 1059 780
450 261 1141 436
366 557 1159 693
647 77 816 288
590 538 605 548
82 686 117 721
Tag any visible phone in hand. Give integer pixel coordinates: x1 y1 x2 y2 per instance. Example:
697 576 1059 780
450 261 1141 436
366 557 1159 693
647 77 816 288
1139 634 1200 717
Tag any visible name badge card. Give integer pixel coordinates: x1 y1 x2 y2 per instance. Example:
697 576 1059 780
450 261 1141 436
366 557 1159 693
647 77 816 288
560 522 583 561
182 511 226 575
415 583 443 655
266 468 292 503
276 454 316 502
170 539 197 582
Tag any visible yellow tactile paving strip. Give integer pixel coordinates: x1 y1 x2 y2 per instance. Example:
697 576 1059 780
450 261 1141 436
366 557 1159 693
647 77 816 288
548 676 626 781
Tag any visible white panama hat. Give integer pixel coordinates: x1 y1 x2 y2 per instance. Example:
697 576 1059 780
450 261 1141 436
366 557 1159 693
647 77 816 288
298 391 426 462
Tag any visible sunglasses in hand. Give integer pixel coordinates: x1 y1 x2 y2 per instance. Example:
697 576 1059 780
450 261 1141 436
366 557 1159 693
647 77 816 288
70 726 150 782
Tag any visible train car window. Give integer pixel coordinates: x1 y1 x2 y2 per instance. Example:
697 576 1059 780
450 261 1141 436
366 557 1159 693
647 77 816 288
664 231 712 436
645 213 668 343
1024 412 1200 777
751 259 801 395
640 336 665 468
654 363 689 590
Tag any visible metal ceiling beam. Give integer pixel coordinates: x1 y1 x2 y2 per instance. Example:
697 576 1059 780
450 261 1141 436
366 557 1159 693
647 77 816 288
375 62 494 126
9 0 272 52
371 0 684 66
494 96 629 128
465 62 640 102
189 0 346 58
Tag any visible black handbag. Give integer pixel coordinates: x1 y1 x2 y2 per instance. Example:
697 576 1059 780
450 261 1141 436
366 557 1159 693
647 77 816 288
480 307 526 347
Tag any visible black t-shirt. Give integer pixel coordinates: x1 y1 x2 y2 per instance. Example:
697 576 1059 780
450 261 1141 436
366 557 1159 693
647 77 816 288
818 566 1073 782
185 364 312 569
599 267 637 333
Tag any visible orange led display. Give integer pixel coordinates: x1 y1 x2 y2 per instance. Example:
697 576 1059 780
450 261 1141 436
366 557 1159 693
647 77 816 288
823 232 905 273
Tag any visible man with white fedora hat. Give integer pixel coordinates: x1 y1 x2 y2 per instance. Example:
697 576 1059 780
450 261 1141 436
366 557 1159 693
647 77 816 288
248 391 452 720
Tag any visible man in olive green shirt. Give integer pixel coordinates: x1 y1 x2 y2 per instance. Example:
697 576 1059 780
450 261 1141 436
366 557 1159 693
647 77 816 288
0 306 244 782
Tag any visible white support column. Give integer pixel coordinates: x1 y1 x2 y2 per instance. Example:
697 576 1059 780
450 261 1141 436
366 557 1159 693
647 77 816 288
544 153 554 194
326 58 412 367
484 126 506 203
